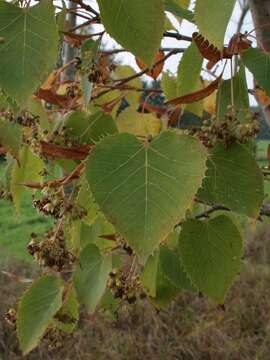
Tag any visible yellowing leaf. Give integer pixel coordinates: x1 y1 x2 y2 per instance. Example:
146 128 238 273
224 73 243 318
117 108 161 138
11 146 44 213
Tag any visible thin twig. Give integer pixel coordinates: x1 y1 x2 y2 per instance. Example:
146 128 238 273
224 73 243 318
163 31 192 42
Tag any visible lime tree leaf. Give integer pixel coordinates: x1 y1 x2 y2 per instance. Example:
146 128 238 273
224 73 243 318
97 0 165 66
242 48 270 97
71 215 115 252
80 39 100 107
216 65 249 121
86 131 207 261
11 146 44 213
53 287 79 334
161 72 178 101
177 43 203 116
159 246 194 291
141 249 181 307
164 0 194 23
177 43 203 97
198 143 264 218
140 249 159 298
76 176 99 225
0 0 59 105
17 275 64 355
117 107 161 137
179 214 243 303
73 244 112 313
194 0 236 49
0 119 21 159
27 97 51 132
113 66 142 107
64 110 118 145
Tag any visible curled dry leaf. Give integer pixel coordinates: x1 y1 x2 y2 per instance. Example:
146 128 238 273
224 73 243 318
165 76 222 106
136 50 165 79
227 33 252 56
63 31 92 48
140 100 182 125
192 32 251 70
40 141 92 160
192 32 223 68
98 234 118 241
253 87 270 107
22 163 85 189
35 88 79 109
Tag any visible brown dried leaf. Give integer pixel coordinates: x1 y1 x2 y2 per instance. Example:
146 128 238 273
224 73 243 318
35 88 78 109
136 51 165 79
254 87 270 107
99 234 117 241
227 33 252 56
192 32 223 63
63 31 91 48
165 76 222 106
40 141 92 160
23 163 85 189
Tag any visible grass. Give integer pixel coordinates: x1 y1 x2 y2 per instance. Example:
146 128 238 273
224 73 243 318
1 226 270 359
0 162 51 262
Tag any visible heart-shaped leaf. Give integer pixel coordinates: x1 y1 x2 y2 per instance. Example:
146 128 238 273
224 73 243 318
86 131 207 261
73 244 112 313
198 143 264 218
179 214 243 303
0 0 59 105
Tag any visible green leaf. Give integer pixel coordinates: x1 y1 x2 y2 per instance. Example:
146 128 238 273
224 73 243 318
76 176 99 225
113 65 142 107
117 107 161 137
161 72 178 101
11 146 44 213
73 244 112 313
179 215 243 303
164 0 194 23
216 65 249 121
177 43 203 116
141 249 181 307
0 0 59 105
64 109 118 145
198 143 264 218
53 287 79 334
159 246 194 291
97 0 165 66
242 48 270 97
0 118 21 159
27 97 51 131
71 215 115 252
80 39 100 107
194 0 236 49
17 275 64 355
177 43 203 97
140 249 159 298
86 131 207 261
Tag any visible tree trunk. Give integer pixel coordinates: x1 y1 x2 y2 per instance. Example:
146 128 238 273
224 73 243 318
249 0 270 51
249 0 270 127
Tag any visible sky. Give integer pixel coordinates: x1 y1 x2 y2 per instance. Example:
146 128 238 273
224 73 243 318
82 0 255 103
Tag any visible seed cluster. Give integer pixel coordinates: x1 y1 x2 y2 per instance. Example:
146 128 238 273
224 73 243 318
107 269 145 304
27 229 76 271
189 110 260 148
